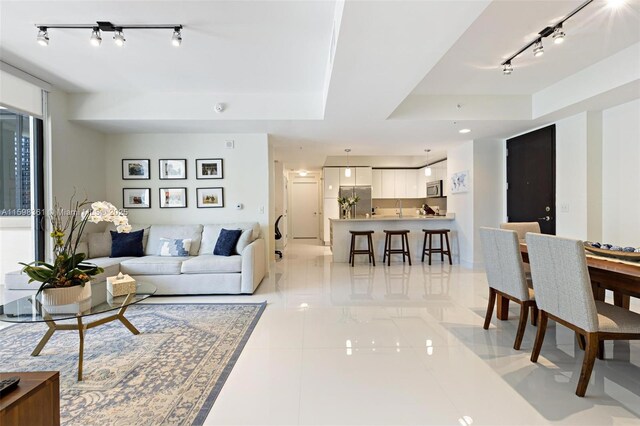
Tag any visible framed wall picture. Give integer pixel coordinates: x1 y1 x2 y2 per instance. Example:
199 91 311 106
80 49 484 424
160 187 188 208
450 170 470 194
123 188 151 209
197 187 224 208
122 159 150 180
196 158 223 179
159 159 187 180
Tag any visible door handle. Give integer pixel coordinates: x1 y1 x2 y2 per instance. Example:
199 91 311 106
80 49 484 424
537 216 552 222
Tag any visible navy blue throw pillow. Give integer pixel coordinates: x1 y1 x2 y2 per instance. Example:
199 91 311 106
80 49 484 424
110 229 144 257
214 229 242 256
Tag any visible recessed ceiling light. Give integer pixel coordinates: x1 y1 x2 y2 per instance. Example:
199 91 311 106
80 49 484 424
459 129 471 134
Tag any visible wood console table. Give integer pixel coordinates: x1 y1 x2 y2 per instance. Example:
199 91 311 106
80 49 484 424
0 371 60 426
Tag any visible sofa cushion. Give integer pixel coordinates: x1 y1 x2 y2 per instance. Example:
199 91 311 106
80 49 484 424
146 225 203 256
110 229 144 257
181 255 242 274
88 232 112 258
158 238 192 256
236 229 253 254
214 229 242 256
120 256 190 275
75 241 89 257
199 222 260 255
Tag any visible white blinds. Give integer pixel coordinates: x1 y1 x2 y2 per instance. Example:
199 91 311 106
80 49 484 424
0 69 43 118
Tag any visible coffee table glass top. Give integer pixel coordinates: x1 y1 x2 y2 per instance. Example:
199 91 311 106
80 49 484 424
0 282 156 323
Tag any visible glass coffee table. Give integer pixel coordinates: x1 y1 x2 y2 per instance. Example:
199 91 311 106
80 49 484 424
0 281 156 381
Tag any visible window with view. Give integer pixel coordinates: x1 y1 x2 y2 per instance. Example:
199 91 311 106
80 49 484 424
0 108 32 215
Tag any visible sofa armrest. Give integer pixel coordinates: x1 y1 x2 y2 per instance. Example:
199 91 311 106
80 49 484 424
241 238 266 293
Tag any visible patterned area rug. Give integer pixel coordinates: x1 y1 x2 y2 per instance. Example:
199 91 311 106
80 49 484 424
0 302 266 425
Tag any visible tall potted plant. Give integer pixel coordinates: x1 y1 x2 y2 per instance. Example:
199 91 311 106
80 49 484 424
20 197 131 311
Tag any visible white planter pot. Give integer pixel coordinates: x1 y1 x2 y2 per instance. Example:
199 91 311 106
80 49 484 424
40 282 92 314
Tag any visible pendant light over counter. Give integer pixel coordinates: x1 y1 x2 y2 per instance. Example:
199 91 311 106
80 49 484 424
424 149 432 177
344 149 352 178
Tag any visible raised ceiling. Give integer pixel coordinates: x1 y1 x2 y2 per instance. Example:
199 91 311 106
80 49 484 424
0 0 638 170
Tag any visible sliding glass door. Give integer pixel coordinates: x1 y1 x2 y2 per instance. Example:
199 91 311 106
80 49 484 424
0 107 45 263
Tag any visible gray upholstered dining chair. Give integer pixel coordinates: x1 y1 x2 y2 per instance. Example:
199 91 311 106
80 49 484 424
526 233 640 397
479 227 537 350
500 222 540 242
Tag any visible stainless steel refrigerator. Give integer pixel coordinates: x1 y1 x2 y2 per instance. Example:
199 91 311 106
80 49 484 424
339 186 372 218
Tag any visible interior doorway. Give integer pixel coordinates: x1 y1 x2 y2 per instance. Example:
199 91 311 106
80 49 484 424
291 181 319 239
506 125 556 235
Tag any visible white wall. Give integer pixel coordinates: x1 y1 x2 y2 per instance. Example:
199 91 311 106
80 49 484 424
555 113 588 240
602 99 640 247
104 133 272 263
446 141 474 266
473 138 505 263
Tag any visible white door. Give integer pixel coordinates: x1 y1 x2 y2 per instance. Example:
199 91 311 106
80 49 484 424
292 182 319 238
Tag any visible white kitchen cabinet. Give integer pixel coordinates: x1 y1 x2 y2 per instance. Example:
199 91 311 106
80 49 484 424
394 169 406 198
372 169 382 198
405 169 418 198
381 170 395 198
323 167 340 198
323 197 340 244
417 167 427 198
355 167 372 186
339 168 356 186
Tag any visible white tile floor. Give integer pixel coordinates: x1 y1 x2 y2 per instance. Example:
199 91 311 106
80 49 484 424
3 240 640 425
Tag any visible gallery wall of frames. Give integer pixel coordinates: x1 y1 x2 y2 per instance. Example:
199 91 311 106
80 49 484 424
121 158 225 209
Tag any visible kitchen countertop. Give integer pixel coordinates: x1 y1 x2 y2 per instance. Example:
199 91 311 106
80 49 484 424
330 213 455 222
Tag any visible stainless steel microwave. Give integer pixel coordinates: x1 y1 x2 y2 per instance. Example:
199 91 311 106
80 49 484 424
426 180 443 198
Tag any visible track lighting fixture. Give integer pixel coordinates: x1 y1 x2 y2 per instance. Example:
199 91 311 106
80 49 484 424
90 27 102 46
171 27 182 47
552 26 565 44
36 27 49 46
499 0 619 74
532 40 544 57
113 29 126 47
34 21 183 47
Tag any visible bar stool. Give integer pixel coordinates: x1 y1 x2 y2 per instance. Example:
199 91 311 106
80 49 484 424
421 229 452 265
349 230 376 267
383 230 412 266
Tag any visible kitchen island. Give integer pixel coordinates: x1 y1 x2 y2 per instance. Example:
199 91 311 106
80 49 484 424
329 214 456 263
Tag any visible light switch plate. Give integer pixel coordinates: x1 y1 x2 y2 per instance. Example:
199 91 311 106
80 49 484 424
225 140 235 149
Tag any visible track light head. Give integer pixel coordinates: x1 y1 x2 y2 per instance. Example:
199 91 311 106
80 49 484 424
552 26 565 44
90 27 102 47
36 27 49 46
113 28 125 47
171 27 182 47
533 40 544 57
503 62 513 75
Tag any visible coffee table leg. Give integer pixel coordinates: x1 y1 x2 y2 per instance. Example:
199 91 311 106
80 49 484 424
31 320 56 356
117 294 140 335
77 317 86 381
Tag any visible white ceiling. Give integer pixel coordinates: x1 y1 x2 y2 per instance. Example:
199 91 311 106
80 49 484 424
0 0 638 170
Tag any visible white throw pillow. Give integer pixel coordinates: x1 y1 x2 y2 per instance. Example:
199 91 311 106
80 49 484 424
158 238 192 257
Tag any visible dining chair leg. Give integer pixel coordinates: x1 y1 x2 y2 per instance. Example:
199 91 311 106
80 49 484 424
428 233 433 265
401 234 406 263
349 234 355 267
597 340 605 360
483 288 496 330
421 232 427 262
383 233 389 264
530 306 538 326
530 310 548 363
576 333 599 397
444 231 452 265
369 234 376 267
576 333 586 351
440 233 444 262
514 302 529 350
405 233 412 266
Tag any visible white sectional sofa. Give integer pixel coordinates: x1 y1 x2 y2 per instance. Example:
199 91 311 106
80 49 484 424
4 222 266 302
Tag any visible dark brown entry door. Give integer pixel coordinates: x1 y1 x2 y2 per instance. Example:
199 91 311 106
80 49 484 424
506 125 556 235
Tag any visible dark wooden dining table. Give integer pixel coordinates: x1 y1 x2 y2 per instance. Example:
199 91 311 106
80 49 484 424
496 243 640 320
